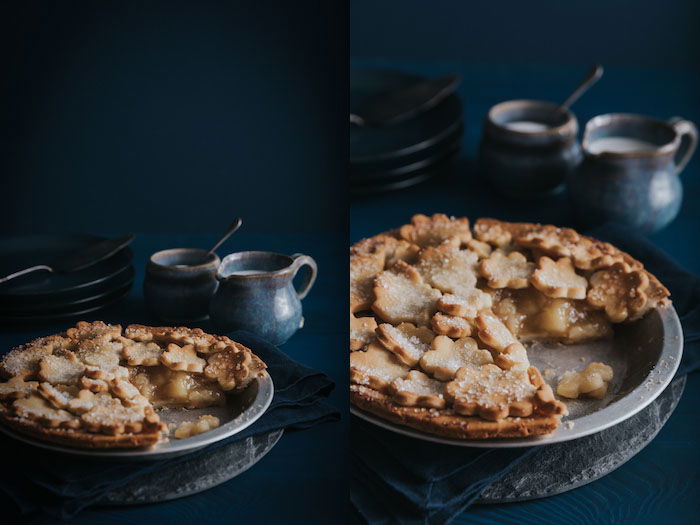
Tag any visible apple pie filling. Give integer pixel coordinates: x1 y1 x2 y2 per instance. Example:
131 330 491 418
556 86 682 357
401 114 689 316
129 366 226 409
489 288 613 344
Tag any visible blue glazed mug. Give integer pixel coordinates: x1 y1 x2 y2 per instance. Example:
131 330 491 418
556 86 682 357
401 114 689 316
479 99 583 198
144 248 220 322
209 251 318 345
568 113 697 234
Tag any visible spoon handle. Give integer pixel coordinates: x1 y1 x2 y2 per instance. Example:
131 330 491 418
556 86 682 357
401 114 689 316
208 218 243 255
560 64 604 111
0 265 53 284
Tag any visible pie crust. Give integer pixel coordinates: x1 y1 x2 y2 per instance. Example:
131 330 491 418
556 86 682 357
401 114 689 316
0 322 266 449
350 214 671 440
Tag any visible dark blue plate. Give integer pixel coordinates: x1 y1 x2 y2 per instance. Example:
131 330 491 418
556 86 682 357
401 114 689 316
350 152 457 195
351 68 463 163
351 124 463 183
0 281 132 322
0 234 133 299
0 266 134 314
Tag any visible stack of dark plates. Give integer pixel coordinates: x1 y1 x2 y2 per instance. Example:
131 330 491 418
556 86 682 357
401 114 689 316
350 68 463 194
0 234 134 322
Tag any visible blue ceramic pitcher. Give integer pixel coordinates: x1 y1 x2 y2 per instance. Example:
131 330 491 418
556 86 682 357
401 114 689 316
209 251 317 345
568 113 697 234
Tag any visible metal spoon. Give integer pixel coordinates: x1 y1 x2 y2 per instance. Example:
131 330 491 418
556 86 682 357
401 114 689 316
0 234 134 284
208 218 243 255
350 74 461 127
559 64 604 111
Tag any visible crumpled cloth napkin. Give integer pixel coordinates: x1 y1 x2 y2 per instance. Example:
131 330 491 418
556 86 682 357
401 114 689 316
351 225 700 525
0 330 339 519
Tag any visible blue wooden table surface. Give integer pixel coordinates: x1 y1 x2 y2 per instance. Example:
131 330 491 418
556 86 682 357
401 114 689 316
351 60 700 524
0 232 347 525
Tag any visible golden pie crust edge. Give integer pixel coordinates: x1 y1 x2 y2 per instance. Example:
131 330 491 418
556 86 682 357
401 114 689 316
351 385 559 439
0 404 162 448
0 322 267 449
349 215 672 440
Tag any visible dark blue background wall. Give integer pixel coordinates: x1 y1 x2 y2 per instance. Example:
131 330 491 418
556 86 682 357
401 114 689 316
352 0 699 67
1 1 347 234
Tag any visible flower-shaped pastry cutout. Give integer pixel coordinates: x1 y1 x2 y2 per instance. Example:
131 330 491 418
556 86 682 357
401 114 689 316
375 322 435 366
587 262 649 322
389 370 446 409
465 239 493 258
479 250 535 289
515 225 581 258
37 382 76 409
420 336 494 380
75 338 124 376
161 344 207 373
415 242 479 296
203 345 261 391
350 342 409 392
0 376 39 399
531 257 588 299
473 218 516 247
445 364 539 421
80 403 153 435
13 394 80 428
0 337 66 379
431 312 472 338
350 314 378 351
38 352 85 385
67 390 120 414
399 213 472 247
568 240 626 270
373 261 442 326
350 249 386 313
123 341 163 366
474 311 521 353
492 342 529 371
436 289 492 320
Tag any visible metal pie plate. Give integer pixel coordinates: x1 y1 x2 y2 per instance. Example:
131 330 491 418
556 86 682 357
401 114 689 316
352 306 683 448
0 372 274 460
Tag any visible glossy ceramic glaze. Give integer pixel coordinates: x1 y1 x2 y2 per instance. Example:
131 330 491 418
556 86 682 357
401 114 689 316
479 100 582 198
569 113 698 233
210 251 317 345
144 248 220 322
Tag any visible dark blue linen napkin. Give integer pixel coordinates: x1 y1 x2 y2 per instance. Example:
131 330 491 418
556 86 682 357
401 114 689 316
0 330 339 520
351 225 700 525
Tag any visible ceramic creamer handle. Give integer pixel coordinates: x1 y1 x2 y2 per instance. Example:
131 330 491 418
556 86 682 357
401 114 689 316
668 117 698 175
290 254 318 300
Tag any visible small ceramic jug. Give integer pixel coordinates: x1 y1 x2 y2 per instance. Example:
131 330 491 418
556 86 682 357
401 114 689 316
144 249 220 322
568 113 698 233
479 100 583 198
209 251 317 345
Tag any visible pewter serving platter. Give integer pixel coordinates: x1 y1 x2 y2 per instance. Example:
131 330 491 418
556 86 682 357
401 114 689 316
0 372 274 461
352 306 683 448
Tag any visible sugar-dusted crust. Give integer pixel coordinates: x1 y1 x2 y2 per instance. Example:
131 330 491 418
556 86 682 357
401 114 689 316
0 405 161 448
351 385 560 439
0 322 267 449
473 218 671 314
349 214 672 441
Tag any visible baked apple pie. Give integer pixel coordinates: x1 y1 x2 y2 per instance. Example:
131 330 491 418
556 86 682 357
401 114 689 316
0 322 266 448
350 214 671 439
